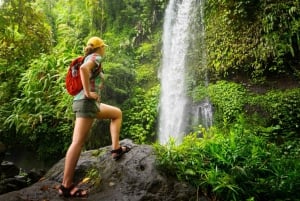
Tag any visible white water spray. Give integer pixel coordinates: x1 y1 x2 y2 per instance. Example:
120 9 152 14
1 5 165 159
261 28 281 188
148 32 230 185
158 0 212 144
158 0 197 144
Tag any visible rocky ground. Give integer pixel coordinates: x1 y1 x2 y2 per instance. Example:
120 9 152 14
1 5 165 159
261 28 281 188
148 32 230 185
0 139 210 201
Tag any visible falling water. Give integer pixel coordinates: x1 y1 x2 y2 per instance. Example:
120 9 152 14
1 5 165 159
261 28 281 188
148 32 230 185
158 0 197 144
194 98 213 129
158 0 212 144
192 0 213 130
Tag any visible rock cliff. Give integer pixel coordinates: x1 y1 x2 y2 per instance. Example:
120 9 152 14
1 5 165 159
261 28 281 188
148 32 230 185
0 139 202 201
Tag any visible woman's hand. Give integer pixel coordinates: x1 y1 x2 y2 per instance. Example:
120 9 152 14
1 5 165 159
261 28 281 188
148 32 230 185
85 91 99 101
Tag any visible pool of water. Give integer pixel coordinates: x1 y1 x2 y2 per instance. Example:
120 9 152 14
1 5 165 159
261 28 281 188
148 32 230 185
4 147 52 172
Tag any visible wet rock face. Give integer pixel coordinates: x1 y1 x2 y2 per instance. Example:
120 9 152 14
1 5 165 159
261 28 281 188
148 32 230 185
0 161 19 178
0 140 46 195
0 141 5 163
0 161 20 194
0 161 46 195
0 139 200 201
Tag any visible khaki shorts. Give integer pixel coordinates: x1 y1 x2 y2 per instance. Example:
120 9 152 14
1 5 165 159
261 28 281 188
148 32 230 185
73 99 100 118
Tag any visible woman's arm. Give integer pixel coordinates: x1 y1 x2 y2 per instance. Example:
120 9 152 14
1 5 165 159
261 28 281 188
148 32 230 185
80 60 99 100
98 72 105 90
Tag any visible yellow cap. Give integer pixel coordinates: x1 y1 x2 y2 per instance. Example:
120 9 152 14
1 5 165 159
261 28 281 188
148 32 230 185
87 37 107 48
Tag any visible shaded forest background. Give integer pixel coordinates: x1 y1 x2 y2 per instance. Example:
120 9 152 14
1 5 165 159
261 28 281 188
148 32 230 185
0 0 299 200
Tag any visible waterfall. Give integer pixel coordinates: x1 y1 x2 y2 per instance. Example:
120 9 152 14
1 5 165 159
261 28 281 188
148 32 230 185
194 98 213 129
158 0 212 144
192 0 213 131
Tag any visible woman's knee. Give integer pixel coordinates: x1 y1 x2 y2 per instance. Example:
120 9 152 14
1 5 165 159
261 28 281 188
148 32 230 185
116 107 122 117
98 104 122 119
112 107 122 120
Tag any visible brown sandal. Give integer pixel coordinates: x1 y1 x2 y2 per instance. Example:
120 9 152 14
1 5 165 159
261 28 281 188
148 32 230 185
111 146 131 160
58 184 88 198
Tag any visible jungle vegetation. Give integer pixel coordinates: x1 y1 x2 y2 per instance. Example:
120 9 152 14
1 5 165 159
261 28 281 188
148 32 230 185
0 0 299 200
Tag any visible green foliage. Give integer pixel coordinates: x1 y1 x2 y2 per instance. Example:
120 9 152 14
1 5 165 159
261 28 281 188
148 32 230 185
201 80 300 144
207 81 247 125
2 53 74 160
105 0 167 44
85 167 101 187
135 41 160 87
102 61 135 105
0 0 52 64
251 88 300 142
122 85 159 144
259 1 300 67
189 80 300 200
154 120 300 201
205 0 260 77
205 0 300 80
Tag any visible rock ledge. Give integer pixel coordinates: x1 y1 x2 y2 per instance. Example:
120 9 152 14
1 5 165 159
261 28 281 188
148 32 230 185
0 139 200 201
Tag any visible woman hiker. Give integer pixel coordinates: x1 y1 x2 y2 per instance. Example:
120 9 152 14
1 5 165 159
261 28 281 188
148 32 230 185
58 36 131 198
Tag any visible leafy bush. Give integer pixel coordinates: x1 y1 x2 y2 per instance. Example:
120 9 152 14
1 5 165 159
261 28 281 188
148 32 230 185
154 118 300 201
2 53 74 161
250 88 300 142
122 85 159 144
207 81 247 125
205 0 300 80
204 81 300 144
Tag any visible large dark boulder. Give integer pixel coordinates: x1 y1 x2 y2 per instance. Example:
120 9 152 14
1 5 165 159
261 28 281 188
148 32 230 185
0 161 19 178
0 141 6 163
0 139 206 201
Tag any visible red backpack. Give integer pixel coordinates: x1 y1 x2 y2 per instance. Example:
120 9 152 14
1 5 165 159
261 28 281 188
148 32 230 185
65 56 85 96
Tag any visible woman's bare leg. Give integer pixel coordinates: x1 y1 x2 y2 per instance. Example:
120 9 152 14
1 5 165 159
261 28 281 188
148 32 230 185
62 117 94 188
96 103 122 150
